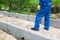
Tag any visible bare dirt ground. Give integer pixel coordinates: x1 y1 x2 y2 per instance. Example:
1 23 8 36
51 13 60 19
0 14 60 40
0 29 17 40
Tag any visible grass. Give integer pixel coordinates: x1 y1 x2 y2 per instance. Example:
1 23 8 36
0 0 60 16
0 38 4 40
8 9 36 15
52 0 60 5
57 13 60 18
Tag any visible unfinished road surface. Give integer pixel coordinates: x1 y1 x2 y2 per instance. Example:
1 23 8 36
0 14 60 40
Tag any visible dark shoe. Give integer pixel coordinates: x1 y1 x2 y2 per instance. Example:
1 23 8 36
44 27 49 31
31 28 39 31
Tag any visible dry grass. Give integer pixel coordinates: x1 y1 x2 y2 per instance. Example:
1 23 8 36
51 13 60 19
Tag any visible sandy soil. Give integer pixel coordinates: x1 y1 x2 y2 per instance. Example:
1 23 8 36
0 14 60 39
0 29 17 40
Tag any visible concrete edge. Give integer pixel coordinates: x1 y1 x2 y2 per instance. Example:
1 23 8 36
0 11 60 29
0 20 59 40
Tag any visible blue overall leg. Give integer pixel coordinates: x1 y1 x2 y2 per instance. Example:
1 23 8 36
31 0 52 31
34 6 49 30
44 5 51 30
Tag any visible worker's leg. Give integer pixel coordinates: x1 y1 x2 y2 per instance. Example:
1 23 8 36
44 6 51 30
33 7 48 30
34 13 42 30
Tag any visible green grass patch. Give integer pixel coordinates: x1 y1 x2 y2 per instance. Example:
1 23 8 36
0 37 4 40
8 9 35 15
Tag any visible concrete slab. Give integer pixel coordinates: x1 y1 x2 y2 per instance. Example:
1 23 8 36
0 21 59 40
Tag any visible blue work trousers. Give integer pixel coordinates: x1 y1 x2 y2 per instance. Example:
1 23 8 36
34 5 51 30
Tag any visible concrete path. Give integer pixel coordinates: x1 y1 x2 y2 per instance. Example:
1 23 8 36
0 11 60 29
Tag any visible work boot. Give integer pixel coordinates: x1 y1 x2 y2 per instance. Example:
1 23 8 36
31 28 39 31
44 27 49 31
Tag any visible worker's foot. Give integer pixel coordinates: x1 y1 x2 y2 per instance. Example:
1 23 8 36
31 28 39 31
44 27 49 31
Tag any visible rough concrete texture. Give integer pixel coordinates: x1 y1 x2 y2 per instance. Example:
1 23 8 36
0 29 17 40
0 14 60 40
0 11 60 29
0 21 50 40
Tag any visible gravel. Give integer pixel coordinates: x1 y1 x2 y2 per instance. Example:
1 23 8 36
0 29 17 40
0 14 60 39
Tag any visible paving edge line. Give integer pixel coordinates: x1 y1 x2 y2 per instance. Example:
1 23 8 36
0 20 59 40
